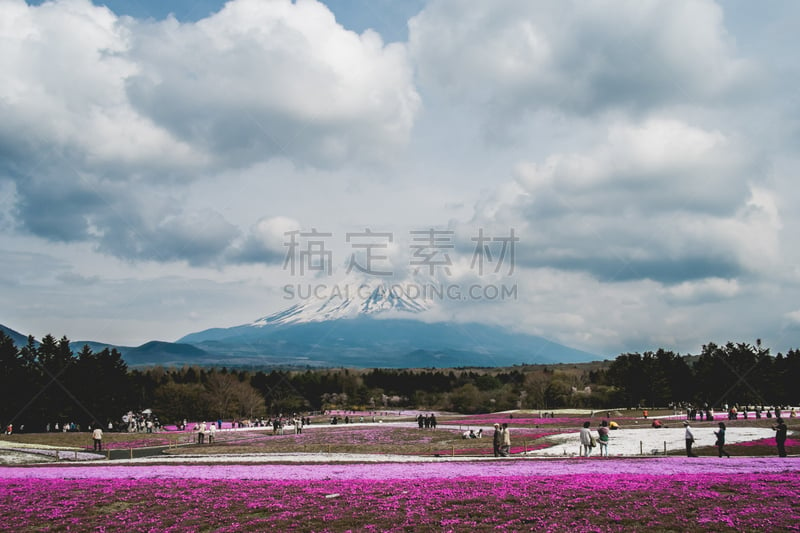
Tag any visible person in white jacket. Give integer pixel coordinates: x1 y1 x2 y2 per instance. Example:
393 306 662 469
579 421 593 457
684 421 698 457
92 426 103 451
499 423 511 456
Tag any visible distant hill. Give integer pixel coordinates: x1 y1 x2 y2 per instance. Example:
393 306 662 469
0 324 30 347
72 340 120 353
0 324 211 368
128 340 207 363
73 339 212 367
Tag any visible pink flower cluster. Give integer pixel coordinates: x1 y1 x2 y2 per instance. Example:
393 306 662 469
733 437 800 448
3 457 798 480
1 467 798 531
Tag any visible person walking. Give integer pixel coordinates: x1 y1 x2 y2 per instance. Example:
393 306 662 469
684 421 698 457
773 417 788 457
714 422 730 458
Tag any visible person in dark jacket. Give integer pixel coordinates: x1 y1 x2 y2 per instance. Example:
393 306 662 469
492 424 502 457
773 417 788 457
714 422 730 458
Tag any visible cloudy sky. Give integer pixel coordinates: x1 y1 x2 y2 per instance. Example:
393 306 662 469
2 0 800 358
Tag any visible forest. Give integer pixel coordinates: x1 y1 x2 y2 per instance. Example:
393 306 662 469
1 331 798 432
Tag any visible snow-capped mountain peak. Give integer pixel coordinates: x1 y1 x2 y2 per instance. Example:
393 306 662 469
251 280 430 327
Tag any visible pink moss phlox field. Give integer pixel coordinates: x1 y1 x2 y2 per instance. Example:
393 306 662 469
442 415 636 427
162 412 411 432
102 436 174 450
2 472 799 532
434 430 557 455
96 425 448 451
3 457 798 481
734 437 800 448
208 425 448 447
92 429 249 449
442 442 554 456
326 409 416 416
443 415 583 427
444 412 756 431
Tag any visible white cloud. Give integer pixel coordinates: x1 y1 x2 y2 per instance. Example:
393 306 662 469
786 310 800 325
664 278 741 303
230 215 300 264
0 0 420 261
0 0 200 171
125 0 420 167
1 0 419 173
470 117 778 283
410 0 754 121
515 118 744 213
252 216 301 249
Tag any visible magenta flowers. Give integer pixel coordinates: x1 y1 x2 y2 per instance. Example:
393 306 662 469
1 466 799 531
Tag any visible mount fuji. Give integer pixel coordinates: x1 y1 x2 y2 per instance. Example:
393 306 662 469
176 279 601 368
249 282 430 327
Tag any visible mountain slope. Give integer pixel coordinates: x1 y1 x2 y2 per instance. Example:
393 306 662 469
124 341 210 366
178 280 601 368
73 340 212 367
181 316 599 368
180 280 431 344
0 324 30 347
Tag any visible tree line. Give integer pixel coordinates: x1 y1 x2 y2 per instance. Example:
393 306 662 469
603 342 800 409
1 332 798 431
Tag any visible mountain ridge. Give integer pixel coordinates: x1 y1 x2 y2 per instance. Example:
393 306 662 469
0 323 30 347
179 307 602 369
1 280 604 368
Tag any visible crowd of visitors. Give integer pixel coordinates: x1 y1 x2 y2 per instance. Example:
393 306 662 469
121 411 161 433
3 405 793 460
578 404 795 458
683 403 796 421
416 413 438 429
